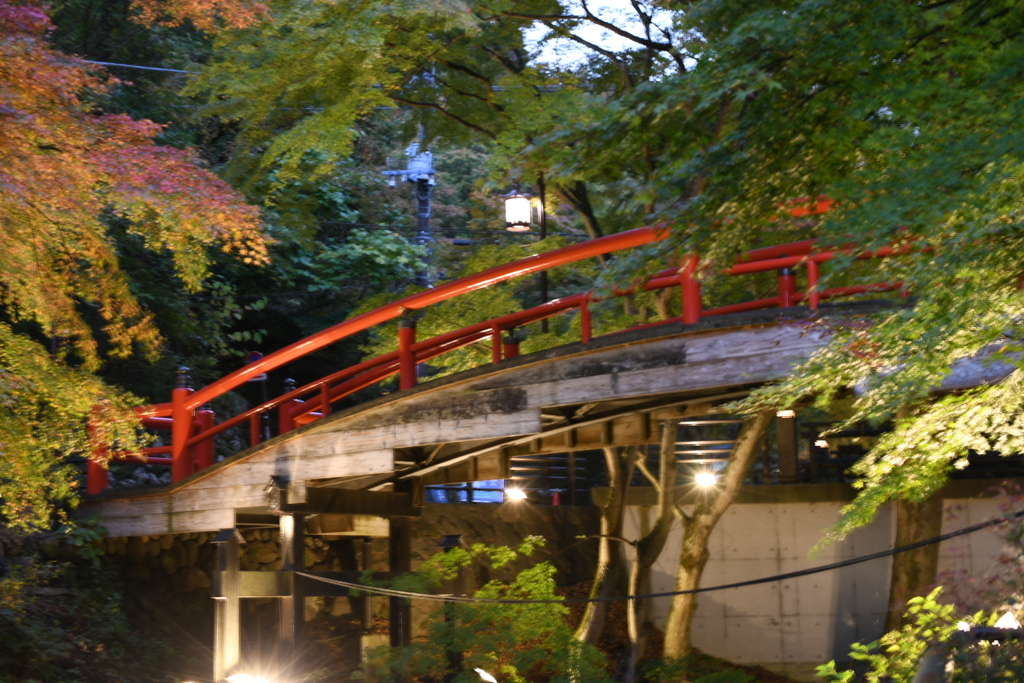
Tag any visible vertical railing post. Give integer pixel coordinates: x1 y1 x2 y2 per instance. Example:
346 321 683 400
778 267 797 308
86 405 108 494
279 378 301 435
807 260 820 310
171 366 194 483
320 382 332 418
491 325 502 364
580 297 592 343
503 329 520 359
682 254 702 324
194 404 216 472
249 414 261 448
399 317 417 391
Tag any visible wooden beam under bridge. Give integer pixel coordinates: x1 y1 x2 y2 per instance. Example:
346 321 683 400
212 570 394 599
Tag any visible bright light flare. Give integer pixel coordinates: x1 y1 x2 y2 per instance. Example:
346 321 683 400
504 487 528 501
995 611 1021 629
226 675 269 683
475 668 498 683
814 439 829 448
776 409 796 418
694 472 718 488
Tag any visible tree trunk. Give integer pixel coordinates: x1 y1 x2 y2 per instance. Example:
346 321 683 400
554 181 604 241
662 411 774 665
575 446 637 644
886 492 943 630
654 288 675 320
623 421 679 683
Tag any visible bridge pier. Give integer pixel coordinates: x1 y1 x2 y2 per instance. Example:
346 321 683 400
388 517 412 647
278 513 306 673
212 529 243 683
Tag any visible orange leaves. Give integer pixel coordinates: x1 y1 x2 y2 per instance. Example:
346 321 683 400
0 1 266 364
130 0 269 31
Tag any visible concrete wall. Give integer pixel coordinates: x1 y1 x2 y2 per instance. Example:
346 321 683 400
621 486 1007 680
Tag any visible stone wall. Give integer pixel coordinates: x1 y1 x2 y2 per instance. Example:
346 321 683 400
95 502 598 624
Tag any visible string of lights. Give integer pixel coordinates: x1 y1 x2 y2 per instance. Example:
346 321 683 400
297 507 1024 605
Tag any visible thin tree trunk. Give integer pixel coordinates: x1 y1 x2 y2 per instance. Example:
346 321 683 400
554 181 604 241
662 411 774 666
654 288 674 320
575 446 637 644
886 492 943 630
624 421 679 683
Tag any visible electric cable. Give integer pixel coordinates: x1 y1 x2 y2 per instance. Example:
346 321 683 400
296 506 1024 605
82 60 196 74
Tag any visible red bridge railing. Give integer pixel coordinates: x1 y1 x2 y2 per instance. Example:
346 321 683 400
87 213 904 493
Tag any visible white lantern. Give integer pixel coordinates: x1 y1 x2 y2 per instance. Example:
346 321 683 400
503 188 532 232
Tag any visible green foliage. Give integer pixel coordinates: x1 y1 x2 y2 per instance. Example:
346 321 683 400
356 235 603 380
519 0 1024 538
58 515 107 566
0 556 170 682
0 325 143 529
367 537 612 683
817 588 1024 683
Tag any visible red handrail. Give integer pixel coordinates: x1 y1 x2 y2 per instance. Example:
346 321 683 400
185 225 670 411
88 213 913 494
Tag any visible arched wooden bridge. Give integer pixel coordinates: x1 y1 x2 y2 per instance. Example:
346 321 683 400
77 216 1010 682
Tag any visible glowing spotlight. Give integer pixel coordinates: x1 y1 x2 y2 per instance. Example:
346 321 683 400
226 675 269 683
814 439 829 448
475 669 498 683
695 471 718 488
995 611 1021 629
504 487 528 501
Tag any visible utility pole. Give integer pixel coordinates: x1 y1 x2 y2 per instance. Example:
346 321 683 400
383 130 436 286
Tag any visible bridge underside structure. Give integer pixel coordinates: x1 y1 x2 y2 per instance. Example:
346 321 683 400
80 303 1010 681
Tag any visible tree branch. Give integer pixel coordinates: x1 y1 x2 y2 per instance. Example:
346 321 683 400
386 95 498 140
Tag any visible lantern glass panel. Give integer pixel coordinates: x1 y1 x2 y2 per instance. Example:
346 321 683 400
504 194 532 228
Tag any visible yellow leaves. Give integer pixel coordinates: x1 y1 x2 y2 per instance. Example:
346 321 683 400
1 1 267 366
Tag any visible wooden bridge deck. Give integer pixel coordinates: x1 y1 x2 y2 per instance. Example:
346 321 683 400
80 303 1010 537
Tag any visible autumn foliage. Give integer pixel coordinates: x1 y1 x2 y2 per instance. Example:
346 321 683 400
0 0 267 526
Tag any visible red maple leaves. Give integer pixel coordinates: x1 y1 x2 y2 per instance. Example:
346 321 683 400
0 0 267 365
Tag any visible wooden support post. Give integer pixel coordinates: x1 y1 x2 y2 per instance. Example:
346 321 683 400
212 529 242 683
777 412 799 483
362 538 374 632
171 367 195 483
279 513 306 667
388 517 412 647
398 319 417 391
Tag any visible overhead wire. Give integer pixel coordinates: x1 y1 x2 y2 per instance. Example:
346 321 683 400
296 506 1024 605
